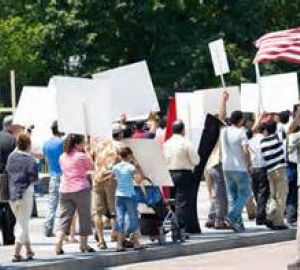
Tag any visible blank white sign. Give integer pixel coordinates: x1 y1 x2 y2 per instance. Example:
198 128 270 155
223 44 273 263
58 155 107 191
14 86 47 127
240 83 260 113
193 86 241 116
209 39 230 76
176 87 240 150
51 76 112 137
124 139 173 186
93 61 160 121
241 72 299 113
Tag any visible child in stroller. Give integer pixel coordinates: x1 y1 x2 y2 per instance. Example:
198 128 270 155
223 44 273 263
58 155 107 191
134 179 185 244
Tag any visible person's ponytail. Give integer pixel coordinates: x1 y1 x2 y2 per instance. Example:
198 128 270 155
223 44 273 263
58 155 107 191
64 134 84 154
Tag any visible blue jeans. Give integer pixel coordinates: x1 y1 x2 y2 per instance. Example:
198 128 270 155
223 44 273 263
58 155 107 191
44 176 61 233
223 170 252 224
115 196 139 233
286 162 298 223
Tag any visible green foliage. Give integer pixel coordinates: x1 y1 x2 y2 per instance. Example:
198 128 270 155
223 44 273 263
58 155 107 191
1 0 300 110
0 16 46 103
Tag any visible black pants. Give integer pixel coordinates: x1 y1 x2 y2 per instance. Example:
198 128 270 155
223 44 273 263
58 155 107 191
0 202 16 245
251 168 270 223
286 162 298 223
170 170 201 234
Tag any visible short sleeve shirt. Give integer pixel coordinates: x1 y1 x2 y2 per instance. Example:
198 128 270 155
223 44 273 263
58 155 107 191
220 126 248 172
112 161 135 197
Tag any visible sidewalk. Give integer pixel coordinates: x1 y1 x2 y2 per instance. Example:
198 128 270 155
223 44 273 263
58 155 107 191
1 182 296 270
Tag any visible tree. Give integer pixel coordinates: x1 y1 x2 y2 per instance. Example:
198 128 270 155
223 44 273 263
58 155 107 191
0 16 46 105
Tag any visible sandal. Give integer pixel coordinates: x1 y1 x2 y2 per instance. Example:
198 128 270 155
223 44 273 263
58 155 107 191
55 244 64 255
26 251 35 261
12 255 23 263
97 241 107 250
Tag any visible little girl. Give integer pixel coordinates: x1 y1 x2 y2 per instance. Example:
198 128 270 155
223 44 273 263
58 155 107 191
112 147 143 252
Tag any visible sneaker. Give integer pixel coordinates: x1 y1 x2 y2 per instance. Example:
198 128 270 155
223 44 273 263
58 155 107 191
224 217 241 232
256 219 267 226
272 224 289 230
264 220 275 229
215 221 231 230
205 220 215 228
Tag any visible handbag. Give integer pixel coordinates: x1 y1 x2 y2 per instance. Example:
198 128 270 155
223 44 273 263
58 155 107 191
0 173 9 202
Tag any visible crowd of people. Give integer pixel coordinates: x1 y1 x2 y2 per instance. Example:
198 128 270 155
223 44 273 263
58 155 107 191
0 90 299 262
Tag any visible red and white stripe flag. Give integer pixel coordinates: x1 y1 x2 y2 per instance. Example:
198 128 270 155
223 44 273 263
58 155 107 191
253 27 300 64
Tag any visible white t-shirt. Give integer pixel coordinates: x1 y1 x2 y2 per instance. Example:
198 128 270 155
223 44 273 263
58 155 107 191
220 126 248 172
249 134 265 169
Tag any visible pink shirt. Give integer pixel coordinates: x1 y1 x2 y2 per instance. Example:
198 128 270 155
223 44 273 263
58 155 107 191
59 150 93 193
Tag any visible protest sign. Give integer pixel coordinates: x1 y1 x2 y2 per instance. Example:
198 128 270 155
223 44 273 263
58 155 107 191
240 83 260 113
175 93 193 141
93 61 159 120
124 139 173 186
13 86 47 127
241 72 299 113
261 72 298 112
193 86 241 115
176 87 240 149
209 39 230 88
50 76 112 137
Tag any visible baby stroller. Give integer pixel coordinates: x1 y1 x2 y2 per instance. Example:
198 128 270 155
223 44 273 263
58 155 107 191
134 179 185 244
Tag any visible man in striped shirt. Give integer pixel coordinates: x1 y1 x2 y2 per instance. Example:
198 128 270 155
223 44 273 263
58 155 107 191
260 120 288 230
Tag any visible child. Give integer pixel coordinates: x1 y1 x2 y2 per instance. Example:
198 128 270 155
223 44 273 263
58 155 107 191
112 147 144 252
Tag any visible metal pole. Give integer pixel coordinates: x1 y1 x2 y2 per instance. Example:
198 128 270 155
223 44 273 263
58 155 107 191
10 70 16 114
255 62 263 114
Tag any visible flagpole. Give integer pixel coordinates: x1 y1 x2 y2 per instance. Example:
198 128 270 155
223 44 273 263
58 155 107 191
254 62 263 115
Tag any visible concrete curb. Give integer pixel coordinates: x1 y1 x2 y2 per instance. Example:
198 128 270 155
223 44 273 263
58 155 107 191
3 229 296 270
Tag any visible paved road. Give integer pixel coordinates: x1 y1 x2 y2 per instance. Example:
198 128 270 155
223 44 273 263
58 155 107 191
113 241 297 270
0 182 296 269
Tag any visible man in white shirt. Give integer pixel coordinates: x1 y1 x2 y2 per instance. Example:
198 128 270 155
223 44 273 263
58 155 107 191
219 91 252 232
163 120 201 233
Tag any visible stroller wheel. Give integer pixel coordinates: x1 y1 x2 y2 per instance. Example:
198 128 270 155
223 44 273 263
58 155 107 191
179 229 186 242
171 229 180 243
158 227 166 245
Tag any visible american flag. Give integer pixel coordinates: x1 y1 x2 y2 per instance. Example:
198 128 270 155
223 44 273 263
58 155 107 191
253 27 300 64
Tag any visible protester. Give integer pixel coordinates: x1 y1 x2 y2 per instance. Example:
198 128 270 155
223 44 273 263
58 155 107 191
287 109 300 268
0 115 17 245
243 115 257 221
260 120 288 230
219 91 252 232
204 141 228 229
285 107 299 225
43 121 64 237
91 123 125 249
163 120 201 234
112 146 144 252
132 118 156 139
6 133 38 262
55 134 94 255
248 118 270 226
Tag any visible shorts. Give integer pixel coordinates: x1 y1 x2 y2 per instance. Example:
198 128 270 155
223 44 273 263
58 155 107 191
92 179 116 218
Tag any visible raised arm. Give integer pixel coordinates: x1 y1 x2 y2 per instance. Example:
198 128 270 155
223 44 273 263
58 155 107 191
219 90 229 122
252 113 266 133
